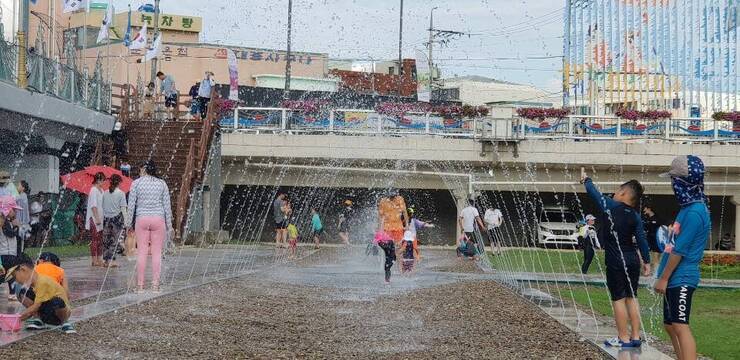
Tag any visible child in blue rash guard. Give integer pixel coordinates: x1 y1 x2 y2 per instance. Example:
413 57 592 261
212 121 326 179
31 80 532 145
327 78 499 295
654 155 710 360
581 171 651 348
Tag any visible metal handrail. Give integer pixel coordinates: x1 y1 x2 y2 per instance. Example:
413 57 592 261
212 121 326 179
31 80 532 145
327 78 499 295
1 39 112 114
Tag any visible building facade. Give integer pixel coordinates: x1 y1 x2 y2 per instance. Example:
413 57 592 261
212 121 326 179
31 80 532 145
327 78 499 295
563 0 739 116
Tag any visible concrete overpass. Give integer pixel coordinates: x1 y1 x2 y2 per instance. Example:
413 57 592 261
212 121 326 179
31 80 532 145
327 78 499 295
221 133 740 193
214 132 740 248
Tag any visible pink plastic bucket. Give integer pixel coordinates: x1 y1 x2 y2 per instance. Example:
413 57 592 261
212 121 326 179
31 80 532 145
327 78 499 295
0 314 22 332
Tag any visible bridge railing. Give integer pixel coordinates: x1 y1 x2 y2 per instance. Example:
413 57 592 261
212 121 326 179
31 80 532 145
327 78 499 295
221 108 740 142
224 107 478 137
480 115 739 142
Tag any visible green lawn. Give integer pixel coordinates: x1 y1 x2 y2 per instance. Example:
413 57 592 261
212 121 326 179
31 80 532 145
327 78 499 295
489 248 740 280
24 244 90 261
569 286 740 360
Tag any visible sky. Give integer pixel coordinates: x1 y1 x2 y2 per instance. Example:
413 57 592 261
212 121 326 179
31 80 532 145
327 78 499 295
110 0 565 91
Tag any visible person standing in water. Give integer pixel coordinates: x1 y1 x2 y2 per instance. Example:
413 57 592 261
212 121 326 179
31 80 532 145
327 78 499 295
378 190 409 246
406 207 434 262
374 220 396 284
86 173 106 267
337 200 353 245
310 208 323 249
102 175 127 268
273 194 288 248
126 161 172 293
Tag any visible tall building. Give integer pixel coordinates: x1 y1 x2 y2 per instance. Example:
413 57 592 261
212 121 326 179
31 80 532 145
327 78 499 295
563 0 739 117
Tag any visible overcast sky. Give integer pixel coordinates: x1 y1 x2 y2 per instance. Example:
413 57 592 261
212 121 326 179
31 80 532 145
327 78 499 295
110 0 564 91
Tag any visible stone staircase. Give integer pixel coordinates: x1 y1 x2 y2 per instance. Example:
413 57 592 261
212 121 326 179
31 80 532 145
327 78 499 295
125 119 213 237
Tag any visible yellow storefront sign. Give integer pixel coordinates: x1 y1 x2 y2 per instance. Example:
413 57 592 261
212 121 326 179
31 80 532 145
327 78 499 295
129 12 202 32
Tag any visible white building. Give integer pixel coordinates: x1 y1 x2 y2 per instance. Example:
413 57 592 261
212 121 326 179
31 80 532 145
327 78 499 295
438 76 559 117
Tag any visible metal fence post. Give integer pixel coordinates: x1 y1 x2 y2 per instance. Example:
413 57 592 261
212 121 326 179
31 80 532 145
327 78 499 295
425 113 430 134
664 118 670 140
567 116 574 137
616 118 622 138
53 57 60 96
329 110 335 132
281 109 287 130
519 119 525 139
713 119 719 141
233 107 239 129
70 69 76 103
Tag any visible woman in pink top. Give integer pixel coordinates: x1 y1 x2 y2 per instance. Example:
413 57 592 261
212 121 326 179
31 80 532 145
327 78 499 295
126 161 172 293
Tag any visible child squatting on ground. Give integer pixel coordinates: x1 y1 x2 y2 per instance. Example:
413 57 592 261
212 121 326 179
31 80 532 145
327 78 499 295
5 254 75 333
581 170 651 348
654 155 710 360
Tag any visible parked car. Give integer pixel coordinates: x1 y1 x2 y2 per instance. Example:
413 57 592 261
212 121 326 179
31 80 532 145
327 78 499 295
537 206 580 248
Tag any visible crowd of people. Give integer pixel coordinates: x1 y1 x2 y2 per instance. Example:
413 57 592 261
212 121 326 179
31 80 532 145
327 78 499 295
0 159 172 334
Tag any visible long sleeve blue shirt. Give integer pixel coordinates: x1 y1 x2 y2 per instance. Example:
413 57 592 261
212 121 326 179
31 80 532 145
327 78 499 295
584 178 650 267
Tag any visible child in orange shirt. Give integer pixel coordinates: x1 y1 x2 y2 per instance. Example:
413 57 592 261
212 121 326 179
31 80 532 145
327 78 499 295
35 252 68 297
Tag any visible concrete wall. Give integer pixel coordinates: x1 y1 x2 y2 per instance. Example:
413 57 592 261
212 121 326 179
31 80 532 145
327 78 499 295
222 134 740 196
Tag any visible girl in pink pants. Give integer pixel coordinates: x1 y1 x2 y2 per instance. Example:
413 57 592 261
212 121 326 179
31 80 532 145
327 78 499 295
126 160 173 293
135 216 166 291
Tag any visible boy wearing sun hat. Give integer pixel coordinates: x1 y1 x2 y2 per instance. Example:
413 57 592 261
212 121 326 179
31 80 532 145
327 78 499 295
653 155 710 360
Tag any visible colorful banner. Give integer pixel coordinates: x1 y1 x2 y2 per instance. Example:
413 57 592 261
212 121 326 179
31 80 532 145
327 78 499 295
227 49 239 101
415 50 431 102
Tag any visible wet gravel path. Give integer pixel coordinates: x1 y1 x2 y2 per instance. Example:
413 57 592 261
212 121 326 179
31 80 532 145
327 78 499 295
0 249 607 359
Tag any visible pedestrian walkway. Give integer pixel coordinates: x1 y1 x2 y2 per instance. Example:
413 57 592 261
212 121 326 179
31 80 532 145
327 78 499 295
486 267 676 359
501 270 740 289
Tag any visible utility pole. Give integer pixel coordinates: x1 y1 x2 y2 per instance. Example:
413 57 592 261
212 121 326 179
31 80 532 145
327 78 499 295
397 0 403 98
562 0 571 108
284 0 293 100
16 0 30 88
426 9 474 97
150 0 161 83
428 7 437 98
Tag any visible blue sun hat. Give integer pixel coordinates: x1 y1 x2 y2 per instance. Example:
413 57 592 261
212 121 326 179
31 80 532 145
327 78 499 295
659 155 706 206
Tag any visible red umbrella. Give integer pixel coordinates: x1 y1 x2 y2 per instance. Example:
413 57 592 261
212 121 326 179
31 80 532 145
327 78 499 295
61 166 133 195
